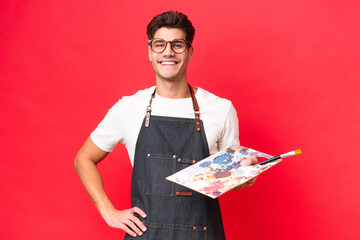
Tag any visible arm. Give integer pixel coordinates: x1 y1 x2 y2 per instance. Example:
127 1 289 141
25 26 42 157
74 137 147 237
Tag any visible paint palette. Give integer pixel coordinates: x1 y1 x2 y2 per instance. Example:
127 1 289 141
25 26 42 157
166 145 281 199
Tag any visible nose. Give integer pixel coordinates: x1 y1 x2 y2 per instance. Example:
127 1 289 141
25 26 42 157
162 41 175 56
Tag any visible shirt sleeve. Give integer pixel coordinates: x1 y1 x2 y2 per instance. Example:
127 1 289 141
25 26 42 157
90 100 124 152
218 103 240 150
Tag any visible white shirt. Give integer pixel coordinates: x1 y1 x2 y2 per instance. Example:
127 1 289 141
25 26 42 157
91 86 240 166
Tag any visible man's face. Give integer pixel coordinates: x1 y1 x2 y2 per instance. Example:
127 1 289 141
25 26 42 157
148 27 193 82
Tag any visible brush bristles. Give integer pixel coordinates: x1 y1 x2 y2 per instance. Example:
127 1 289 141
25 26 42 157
294 149 302 155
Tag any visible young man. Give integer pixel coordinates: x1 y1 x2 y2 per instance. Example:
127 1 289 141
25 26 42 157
75 11 257 239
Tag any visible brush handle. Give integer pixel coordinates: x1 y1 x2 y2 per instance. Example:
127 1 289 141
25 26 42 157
253 150 301 166
254 156 281 165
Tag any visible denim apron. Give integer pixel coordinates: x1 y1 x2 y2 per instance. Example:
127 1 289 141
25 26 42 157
124 85 226 239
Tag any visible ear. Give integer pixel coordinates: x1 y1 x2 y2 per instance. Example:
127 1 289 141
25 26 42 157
148 46 152 62
188 46 193 61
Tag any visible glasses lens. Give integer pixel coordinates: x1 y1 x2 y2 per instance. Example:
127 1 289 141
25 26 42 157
151 39 166 53
171 40 187 53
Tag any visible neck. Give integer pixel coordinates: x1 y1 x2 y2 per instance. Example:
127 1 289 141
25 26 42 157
155 77 191 99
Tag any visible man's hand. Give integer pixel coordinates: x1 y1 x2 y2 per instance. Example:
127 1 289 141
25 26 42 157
102 207 147 237
74 137 147 237
233 157 258 191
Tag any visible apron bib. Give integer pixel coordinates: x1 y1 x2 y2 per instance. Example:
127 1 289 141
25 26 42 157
125 85 225 240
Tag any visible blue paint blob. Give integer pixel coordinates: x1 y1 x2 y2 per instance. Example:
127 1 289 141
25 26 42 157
213 154 227 164
199 161 212 168
213 153 233 165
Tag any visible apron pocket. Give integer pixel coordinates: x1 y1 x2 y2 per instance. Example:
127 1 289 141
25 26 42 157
146 153 176 197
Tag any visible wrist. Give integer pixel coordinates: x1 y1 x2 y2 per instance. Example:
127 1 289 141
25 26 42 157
95 197 115 218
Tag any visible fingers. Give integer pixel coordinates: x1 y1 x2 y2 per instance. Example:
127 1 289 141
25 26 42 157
246 176 257 186
233 184 245 191
232 158 259 191
132 206 147 219
128 207 147 235
104 207 147 237
241 157 258 167
131 207 146 232
233 176 257 191
124 218 143 237
122 224 138 238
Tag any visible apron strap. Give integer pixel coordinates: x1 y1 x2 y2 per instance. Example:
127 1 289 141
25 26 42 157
188 84 201 131
145 84 201 132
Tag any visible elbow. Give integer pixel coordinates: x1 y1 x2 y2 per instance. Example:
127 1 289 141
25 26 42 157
74 156 79 171
74 153 83 172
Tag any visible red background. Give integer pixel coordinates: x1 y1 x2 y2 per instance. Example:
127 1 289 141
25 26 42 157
1 0 359 239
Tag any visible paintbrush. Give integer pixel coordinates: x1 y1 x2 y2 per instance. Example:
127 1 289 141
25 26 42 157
252 149 302 165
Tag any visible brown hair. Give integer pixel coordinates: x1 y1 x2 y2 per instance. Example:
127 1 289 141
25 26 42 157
147 11 195 43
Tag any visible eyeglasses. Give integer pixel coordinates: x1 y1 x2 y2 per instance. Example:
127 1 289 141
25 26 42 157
148 38 191 54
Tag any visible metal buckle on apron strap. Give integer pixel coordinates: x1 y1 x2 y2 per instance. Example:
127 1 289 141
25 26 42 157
189 84 201 132
145 106 151 127
145 89 156 128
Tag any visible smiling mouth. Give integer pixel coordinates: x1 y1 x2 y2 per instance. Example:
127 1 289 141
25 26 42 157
159 61 178 65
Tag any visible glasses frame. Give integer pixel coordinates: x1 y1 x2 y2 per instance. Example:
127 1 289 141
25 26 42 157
148 38 191 54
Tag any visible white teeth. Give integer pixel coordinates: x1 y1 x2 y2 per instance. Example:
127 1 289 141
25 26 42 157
161 62 176 65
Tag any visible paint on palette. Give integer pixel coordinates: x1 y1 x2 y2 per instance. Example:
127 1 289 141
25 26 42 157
214 171 231 179
166 145 280 199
